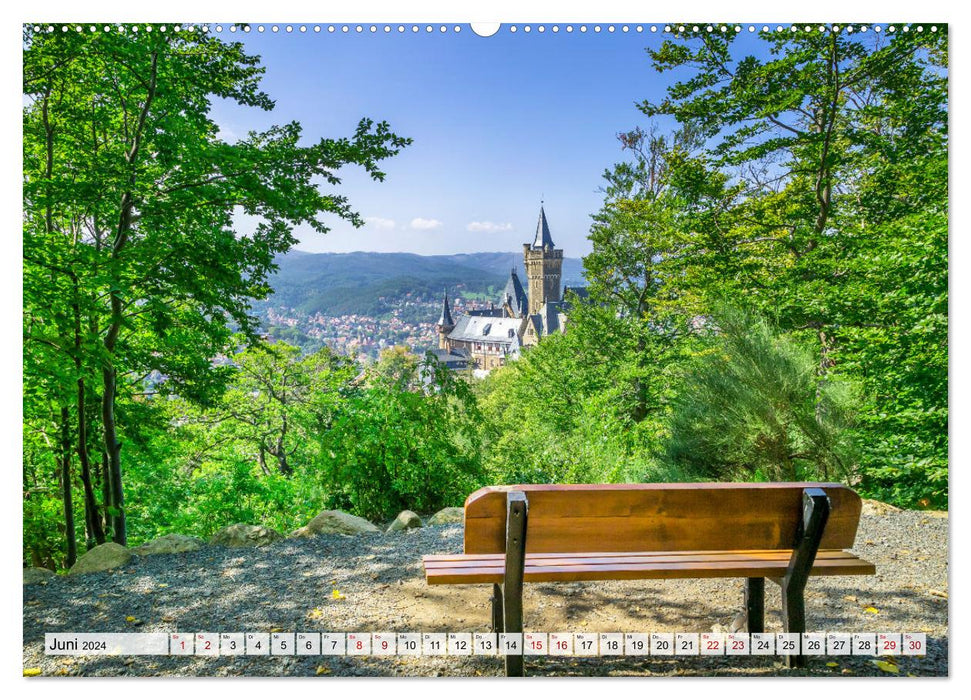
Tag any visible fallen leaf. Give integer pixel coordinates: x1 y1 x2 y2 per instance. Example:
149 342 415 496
928 589 947 599
125 615 136 623
306 607 325 620
157 583 169 588
270 627 284 633
864 606 879 614
843 595 858 602
316 665 331 675
873 660 899 674
332 589 345 600
23 668 42 677
826 662 839 668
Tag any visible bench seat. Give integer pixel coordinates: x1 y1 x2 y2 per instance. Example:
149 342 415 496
424 548 874 584
422 483 875 674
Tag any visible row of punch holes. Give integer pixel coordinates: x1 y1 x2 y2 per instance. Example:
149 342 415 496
33 24 941 36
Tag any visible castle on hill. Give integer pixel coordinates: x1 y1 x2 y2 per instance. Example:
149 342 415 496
430 205 588 372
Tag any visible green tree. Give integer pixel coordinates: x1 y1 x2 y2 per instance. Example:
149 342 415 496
666 306 860 482
23 24 409 549
606 27 946 504
320 348 484 522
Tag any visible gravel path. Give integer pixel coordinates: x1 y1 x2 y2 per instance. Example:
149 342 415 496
22 509 948 677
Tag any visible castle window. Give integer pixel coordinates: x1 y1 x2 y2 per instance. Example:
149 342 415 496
482 323 492 335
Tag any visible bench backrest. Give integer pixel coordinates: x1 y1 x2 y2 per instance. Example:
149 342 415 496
463 483 863 554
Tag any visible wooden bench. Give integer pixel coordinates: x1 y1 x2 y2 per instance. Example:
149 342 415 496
423 482 875 675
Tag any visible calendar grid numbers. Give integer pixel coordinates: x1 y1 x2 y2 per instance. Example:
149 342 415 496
40 631 927 657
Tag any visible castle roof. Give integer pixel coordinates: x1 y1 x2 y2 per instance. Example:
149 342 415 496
502 268 529 316
532 205 555 249
437 288 454 328
448 315 523 345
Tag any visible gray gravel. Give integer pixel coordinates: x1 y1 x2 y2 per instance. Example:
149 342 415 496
22 509 948 677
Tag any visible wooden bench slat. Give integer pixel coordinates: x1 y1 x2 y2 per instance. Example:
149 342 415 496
463 483 863 554
425 555 875 585
423 550 861 570
422 549 860 563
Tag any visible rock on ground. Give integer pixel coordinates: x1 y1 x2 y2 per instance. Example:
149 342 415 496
23 567 55 585
387 510 423 532
290 510 379 537
68 542 131 575
210 524 283 548
861 499 902 516
133 534 205 556
426 507 463 525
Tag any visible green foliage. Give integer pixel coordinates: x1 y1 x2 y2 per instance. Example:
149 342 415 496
666 307 860 482
318 347 485 522
23 23 409 555
477 302 681 486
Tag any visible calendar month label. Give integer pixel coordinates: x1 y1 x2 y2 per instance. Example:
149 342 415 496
44 633 169 656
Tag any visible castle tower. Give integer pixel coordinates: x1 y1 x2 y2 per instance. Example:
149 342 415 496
522 205 563 315
436 287 455 349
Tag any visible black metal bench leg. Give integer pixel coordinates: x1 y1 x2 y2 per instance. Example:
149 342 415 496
491 583 504 633
782 488 830 669
745 577 765 633
782 579 806 667
503 491 528 677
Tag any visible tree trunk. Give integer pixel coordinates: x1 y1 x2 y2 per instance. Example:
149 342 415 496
101 366 126 545
75 379 105 547
58 406 77 568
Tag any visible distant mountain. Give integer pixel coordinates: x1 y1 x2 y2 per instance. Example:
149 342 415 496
254 251 587 318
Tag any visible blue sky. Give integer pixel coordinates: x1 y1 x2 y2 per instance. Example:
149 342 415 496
213 26 772 256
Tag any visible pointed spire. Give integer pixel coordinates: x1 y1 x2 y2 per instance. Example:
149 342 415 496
437 287 454 328
502 267 528 317
532 204 555 249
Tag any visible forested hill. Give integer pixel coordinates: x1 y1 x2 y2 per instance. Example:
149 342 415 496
253 251 586 317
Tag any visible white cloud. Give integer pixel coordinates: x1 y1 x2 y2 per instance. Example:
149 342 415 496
364 216 396 230
466 221 513 233
409 217 444 230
